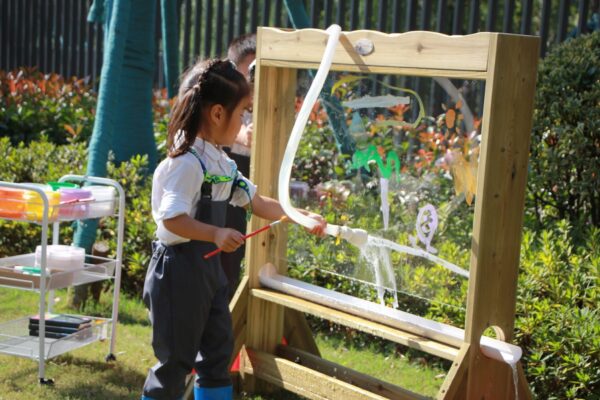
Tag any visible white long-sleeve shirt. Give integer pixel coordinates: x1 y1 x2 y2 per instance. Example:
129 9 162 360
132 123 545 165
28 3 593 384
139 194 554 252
151 138 257 245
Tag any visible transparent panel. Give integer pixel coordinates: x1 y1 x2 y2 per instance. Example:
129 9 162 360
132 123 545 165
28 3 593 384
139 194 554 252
283 70 486 325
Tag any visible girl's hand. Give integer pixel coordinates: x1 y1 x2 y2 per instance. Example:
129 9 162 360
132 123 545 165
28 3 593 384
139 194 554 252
299 210 327 237
214 228 245 252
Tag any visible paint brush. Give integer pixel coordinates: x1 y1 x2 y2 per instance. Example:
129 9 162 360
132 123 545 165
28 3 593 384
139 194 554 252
203 216 289 259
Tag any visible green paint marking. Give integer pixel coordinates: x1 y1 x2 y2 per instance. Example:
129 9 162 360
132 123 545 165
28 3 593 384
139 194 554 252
351 145 401 180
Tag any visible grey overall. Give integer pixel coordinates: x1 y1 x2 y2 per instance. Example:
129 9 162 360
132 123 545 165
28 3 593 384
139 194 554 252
142 154 234 399
221 150 250 299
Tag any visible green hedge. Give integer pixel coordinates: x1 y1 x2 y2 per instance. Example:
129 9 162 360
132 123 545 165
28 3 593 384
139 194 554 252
0 68 96 145
516 222 600 399
528 31 600 230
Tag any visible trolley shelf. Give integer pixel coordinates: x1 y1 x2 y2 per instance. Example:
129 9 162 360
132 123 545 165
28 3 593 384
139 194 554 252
0 316 111 360
0 253 117 291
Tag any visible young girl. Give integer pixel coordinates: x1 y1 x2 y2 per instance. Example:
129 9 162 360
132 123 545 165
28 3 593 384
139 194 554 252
141 59 326 400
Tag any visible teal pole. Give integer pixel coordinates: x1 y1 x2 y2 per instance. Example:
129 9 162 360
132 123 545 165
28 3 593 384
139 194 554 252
74 0 133 260
161 0 180 98
73 0 158 305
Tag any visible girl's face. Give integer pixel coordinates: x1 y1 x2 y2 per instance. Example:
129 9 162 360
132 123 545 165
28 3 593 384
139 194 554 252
219 95 252 146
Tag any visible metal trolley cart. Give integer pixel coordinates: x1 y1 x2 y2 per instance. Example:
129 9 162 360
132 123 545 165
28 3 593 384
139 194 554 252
0 175 124 384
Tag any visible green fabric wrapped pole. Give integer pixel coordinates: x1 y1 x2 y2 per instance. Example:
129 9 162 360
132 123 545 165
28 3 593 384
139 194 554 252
74 0 133 256
284 0 356 156
73 0 159 305
161 0 180 98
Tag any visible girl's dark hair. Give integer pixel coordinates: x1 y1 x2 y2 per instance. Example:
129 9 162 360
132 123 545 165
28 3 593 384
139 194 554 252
167 58 250 157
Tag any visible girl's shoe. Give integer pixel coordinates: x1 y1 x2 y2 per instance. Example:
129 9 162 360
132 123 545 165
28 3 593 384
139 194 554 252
194 385 233 400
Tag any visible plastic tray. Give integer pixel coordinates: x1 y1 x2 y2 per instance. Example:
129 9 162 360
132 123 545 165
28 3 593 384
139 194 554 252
0 266 74 289
0 253 117 291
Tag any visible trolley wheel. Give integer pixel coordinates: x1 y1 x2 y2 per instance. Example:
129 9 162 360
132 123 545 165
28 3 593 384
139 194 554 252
105 353 117 362
39 378 55 386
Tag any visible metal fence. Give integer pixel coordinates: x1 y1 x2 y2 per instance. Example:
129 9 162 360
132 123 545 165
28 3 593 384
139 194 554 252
1 0 598 87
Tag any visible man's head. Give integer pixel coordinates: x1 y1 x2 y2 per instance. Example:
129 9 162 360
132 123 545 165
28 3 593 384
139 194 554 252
227 33 256 78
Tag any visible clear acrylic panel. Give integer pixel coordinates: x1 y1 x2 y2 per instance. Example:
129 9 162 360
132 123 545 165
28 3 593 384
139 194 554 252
283 70 485 322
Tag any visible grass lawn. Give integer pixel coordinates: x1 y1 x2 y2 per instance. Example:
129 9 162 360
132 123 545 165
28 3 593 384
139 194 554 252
0 287 445 399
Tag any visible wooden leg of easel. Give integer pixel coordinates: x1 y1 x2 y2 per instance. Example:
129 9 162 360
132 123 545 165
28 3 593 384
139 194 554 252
467 348 519 399
438 344 533 400
284 308 320 357
229 277 249 368
437 343 470 399
242 295 285 394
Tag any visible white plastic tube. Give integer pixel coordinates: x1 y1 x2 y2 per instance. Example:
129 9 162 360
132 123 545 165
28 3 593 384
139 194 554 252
277 25 368 247
260 264 521 365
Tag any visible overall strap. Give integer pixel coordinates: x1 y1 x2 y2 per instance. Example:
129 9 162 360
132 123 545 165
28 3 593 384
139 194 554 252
189 147 236 185
188 147 237 199
188 147 252 219
188 147 212 199
232 177 253 221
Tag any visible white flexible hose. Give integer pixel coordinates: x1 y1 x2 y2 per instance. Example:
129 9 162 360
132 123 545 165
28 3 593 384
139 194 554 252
277 25 368 247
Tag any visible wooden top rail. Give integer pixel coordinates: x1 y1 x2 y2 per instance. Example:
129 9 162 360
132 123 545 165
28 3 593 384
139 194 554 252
258 28 497 78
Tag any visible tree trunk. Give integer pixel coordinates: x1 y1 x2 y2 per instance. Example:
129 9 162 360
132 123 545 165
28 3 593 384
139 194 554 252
73 0 160 305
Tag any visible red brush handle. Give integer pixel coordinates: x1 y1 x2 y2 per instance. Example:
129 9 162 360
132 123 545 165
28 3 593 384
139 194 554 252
242 224 272 239
203 224 273 260
202 248 223 260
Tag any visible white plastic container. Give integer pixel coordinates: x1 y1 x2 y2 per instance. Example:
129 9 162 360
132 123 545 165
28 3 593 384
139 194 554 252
86 186 116 219
35 245 85 272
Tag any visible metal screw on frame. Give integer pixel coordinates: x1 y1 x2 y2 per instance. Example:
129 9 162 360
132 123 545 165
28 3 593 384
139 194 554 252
354 38 374 56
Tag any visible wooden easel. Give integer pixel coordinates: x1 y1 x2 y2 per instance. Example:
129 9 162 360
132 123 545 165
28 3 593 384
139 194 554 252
229 27 539 399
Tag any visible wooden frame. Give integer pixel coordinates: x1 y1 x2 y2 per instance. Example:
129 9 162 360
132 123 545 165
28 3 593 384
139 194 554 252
231 27 539 399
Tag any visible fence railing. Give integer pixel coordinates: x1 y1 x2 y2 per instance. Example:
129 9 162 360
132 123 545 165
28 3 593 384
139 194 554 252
1 0 104 84
1 0 598 89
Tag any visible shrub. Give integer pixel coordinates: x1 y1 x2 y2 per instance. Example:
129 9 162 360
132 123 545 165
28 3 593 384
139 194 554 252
0 68 97 144
151 87 172 159
515 221 600 399
527 31 600 230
